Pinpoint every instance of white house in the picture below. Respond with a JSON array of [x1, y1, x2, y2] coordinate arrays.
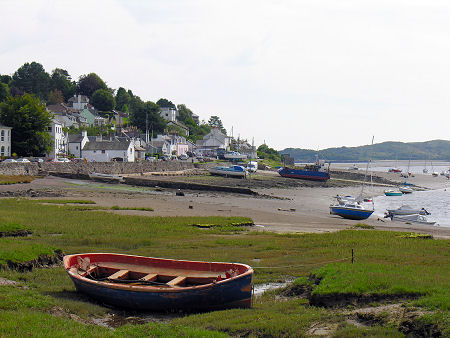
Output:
[[0, 124, 12, 157], [68, 130, 89, 158], [47, 119, 68, 159], [82, 136, 135, 162], [159, 107, 178, 122], [68, 95, 89, 110], [196, 128, 230, 154]]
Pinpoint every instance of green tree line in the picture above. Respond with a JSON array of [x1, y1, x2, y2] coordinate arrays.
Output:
[[0, 61, 235, 155]]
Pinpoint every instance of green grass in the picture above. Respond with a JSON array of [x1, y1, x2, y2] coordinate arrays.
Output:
[[0, 198, 448, 336], [0, 222, 27, 234], [37, 199, 96, 205], [353, 223, 374, 229], [0, 175, 35, 185], [111, 205, 153, 211]]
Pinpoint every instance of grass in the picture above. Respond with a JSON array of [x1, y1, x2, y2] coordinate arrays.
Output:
[[353, 223, 374, 229], [0, 222, 27, 234], [0, 198, 448, 336], [111, 205, 153, 211], [0, 175, 35, 185], [37, 199, 96, 205]]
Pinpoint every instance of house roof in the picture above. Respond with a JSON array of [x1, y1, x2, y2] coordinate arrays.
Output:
[[68, 134, 84, 143], [68, 95, 89, 103], [83, 139, 131, 151], [167, 120, 189, 130], [0, 125, 12, 129]]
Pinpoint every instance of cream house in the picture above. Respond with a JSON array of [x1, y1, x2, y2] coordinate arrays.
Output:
[[0, 124, 12, 157]]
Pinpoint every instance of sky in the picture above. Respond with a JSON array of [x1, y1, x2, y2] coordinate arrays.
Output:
[[1, 0, 449, 150]]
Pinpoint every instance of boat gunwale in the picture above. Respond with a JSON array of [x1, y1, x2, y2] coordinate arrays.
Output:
[[64, 253, 253, 293]]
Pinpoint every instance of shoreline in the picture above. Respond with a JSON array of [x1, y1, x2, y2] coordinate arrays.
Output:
[[1, 171, 449, 239]]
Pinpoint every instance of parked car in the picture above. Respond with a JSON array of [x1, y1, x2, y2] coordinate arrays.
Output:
[[1, 158, 17, 163], [179, 154, 189, 160], [51, 157, 71, 163], [146, 156, 157, 162], [16, 158, 31, 163], [30, 158, 44, 163]]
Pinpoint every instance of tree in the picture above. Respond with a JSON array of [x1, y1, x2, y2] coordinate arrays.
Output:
[[11, 62, 51, 99], [208, 115, 226, 134], [91, 89, 115, 111], [0, 75, 11, 85], [156, 98, 175, 109], [0, 94, 53, 156], [129, 100, 166, 134], [0, 83, 10, 103], [50, 68, 76, 100], [77, 73, 108, 98], [47, 89, 64, 105], [257, 144, 280, 162], [176, 104, 210, 142], [115, 87, 130, 111]]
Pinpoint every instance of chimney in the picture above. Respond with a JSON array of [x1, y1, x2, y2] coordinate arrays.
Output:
[[81, 130, 87, 139]]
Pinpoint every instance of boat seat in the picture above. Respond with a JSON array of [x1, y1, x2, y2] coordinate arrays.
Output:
[[167, 276, 186, 287], [140, 273, 158, 282], [108, 270, 129, 280]]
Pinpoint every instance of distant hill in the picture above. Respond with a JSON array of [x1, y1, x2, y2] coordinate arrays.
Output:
[[280, 140, 450, 162]]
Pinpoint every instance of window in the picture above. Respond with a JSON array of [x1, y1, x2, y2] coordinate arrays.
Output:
[[1, 146, 4, 156], [7, 130, 9, 141], [101, 150, 105, 154], [1, 130, 3, 141], [76, 146, 78, 150]]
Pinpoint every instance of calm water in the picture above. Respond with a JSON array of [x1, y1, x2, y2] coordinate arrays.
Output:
[[373, 188, 450, 227]]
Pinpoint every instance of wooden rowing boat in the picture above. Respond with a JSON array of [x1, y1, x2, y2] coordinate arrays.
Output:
[[64, 253, 253, 311]]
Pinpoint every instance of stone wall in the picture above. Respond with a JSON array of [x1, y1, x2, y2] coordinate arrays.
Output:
[[0, 161, 196, 176]]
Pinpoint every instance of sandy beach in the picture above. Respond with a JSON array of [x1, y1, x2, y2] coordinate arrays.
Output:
[[1, 170, 449, 239]]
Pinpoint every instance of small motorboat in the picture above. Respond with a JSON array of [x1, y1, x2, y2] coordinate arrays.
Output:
[[386, 205, 430, 216], [64, 253, 253, 311], [384, 189, 402, 196], [389, 214, 436, 225], [330, 200, 374, 220], [388, 168, 402, 173], [209, 165, 247, 178], [399, 186, 413, 194], [89, 172, 124, 183]]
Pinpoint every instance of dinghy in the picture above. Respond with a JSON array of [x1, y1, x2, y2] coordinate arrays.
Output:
[[64, 253, 253, 311]]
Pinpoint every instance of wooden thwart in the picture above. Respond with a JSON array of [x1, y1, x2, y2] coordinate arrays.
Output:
[[141, 273, 158, 282], [167, 276, 186, 286], [108, 270, 129, 280]]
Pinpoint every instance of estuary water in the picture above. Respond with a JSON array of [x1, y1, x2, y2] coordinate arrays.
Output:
[[372, 188, 450, 227]]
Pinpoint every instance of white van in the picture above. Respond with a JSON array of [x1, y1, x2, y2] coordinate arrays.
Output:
[[247, 161, 258, 173]]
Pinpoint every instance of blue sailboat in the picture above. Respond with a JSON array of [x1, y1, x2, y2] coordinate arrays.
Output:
[[329, 137, 375, 220]]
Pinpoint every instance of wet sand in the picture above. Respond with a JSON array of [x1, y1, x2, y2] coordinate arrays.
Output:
[[1, 172, 449, 239]]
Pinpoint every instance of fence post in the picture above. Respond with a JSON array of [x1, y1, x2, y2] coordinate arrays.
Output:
[[351, 249, 354, 264]]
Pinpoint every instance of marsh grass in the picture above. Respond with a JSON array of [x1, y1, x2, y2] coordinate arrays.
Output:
[[0, 238, 55, 265], [111, 206, 153, 211], [37, 200, 96, 205], [0, 198, 448, 336], [0, 175, 35, 185], [0, 222, 27, 234]]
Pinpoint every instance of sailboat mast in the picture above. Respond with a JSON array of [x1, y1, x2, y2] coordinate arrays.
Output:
[[358, 136, 374, 202]]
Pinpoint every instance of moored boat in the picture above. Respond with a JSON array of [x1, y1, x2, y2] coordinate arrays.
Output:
[[386, 205, 430, 216], [384, 189, 402, 196], [330, 201, 374, 220], [399, 186, 413, 194], [89, 172, 124, 183], [389, 214, 436, 225], [209, 165, 247, 178], [64, 253, 253, 311]]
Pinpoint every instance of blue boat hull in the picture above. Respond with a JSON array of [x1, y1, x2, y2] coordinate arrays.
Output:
[[278, 168, 330, 181], [69, 272, 252, 311], [330, 206, 374, 220]]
